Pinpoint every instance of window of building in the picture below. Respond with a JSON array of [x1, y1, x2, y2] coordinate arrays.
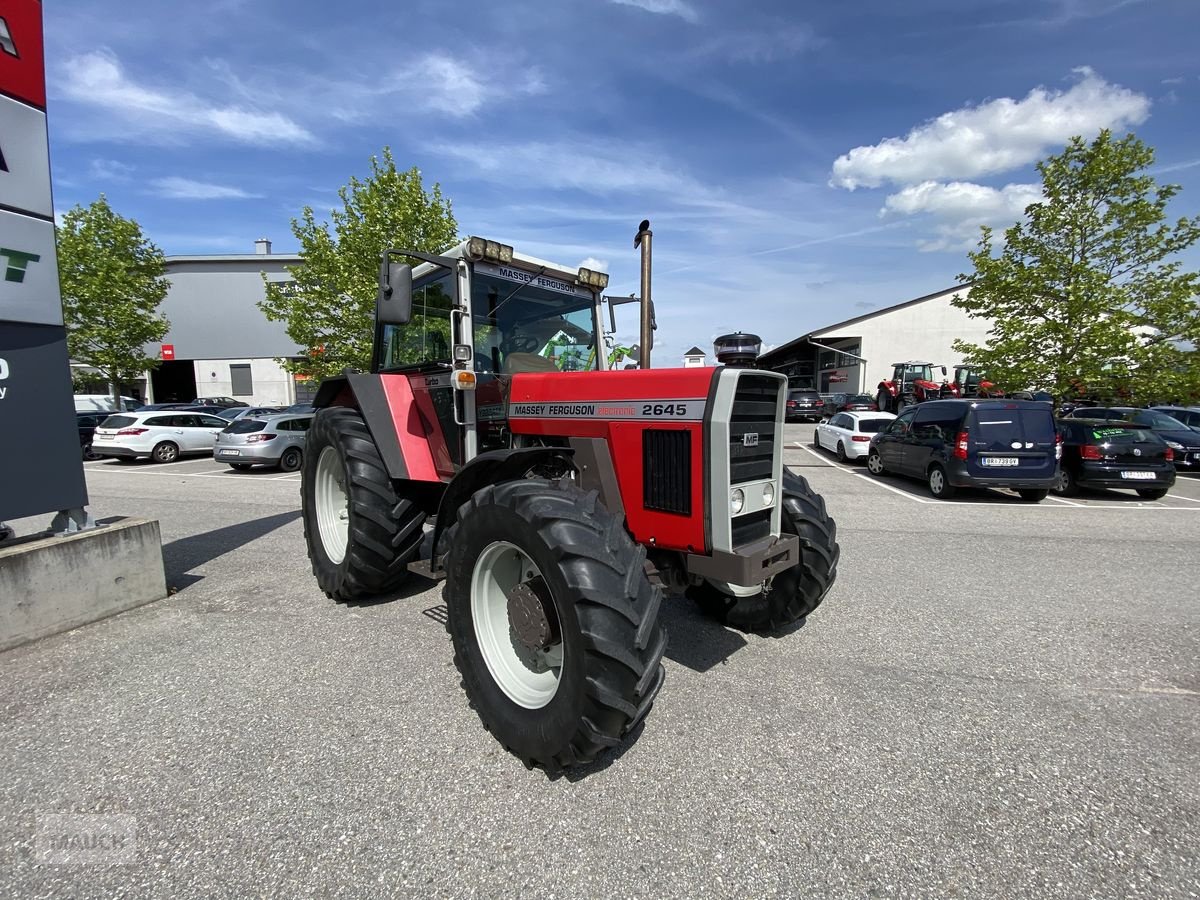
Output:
[[230, 364, 253, 396]]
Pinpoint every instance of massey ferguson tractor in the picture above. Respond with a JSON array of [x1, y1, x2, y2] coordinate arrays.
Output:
[[875, 361, 955, 413], [299, 225, 839, 771]]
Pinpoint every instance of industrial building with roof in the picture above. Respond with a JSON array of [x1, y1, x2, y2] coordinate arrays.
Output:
[[757, 284, 995, 394]]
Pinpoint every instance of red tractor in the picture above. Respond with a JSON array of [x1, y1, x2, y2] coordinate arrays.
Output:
[[952, 364, 1001, 398], [299, 230, 839, 771], [875, 361, 955, 413]]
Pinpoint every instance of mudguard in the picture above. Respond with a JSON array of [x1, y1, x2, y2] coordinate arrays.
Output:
[[311, 373, 432, 482]]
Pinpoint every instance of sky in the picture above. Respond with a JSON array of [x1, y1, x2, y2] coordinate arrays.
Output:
[[42, 0, 1200, 364]]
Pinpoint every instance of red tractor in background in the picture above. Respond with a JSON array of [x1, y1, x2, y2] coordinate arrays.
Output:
[[875, 361, 955, 413], [952, 364, 1002, 398], [299, 225, 840, 772]]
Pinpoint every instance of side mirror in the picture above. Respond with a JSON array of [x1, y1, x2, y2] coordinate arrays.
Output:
[[377, 257, 414, 326], [941, 366, 947, 376]]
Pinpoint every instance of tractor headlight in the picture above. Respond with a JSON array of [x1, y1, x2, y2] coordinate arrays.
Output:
[[577, 267, 610, 290], [730, 488, 745, 515], [466, 236, 514, 263], [762, 482, 775, 506]]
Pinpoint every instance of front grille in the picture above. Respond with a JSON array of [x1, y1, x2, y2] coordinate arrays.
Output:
[[730, 374, 779, 484], [731, 509, 771, 547], [643, 429, 691, 515]]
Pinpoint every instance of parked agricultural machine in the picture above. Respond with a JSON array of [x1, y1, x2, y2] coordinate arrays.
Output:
[[875, 361, 955, 413], [299, 224, 839, 771]]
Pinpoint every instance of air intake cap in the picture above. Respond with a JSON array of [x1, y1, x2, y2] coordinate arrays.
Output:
[[713, 332, 762, 368]]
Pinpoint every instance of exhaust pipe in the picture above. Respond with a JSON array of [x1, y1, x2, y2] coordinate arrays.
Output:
[[634, 219, 652, 369]]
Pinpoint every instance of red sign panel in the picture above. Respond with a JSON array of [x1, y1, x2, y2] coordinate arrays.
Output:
[[0, 0, 46, 110], [161, 344, 175, 361]]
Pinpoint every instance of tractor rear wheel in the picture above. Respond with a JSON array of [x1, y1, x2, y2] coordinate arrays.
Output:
[[689, 470, 839, 632], [441, 479, 667, 771], [301, 407, 427, 602]]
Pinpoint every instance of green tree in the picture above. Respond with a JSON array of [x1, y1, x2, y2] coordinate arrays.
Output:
[[952, 131, 1200, 402], [57, 196, 170, 409], [259, 148, 458, 378]]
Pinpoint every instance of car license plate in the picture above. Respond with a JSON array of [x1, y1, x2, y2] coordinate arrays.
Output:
[[982, 457, 1018, 467], [1120, 471, 1155, 480], [218, 449, 240, 457]]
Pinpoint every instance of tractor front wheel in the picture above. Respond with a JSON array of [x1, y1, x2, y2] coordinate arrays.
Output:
[[301, 407, 427, 602], [441, 479, 667, 771], [689, 470, 839, 632]]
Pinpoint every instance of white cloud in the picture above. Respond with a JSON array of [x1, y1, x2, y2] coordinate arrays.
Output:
[[830, 68, 1150, 189], [578, 257, 610, 273], [881, 180, 1042, 252], [609, 0, 699, 24], [57, 50, 315, 146], [150, 177, 262, 200], [89, 158, 134, 181]]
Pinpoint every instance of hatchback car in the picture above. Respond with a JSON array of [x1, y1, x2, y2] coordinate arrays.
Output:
[[814, 411, 896, 462], [828, 393, 878, 414], [217, 406, 285, 422], [194, 396, 249, 408], [91, 411, 230, 462], [867, 399, 1060, 501], [214, 414, 313, 471], [1064, 407, 1200, 468], [786, 389, 825, 422], [1055, 419, 1175, 499]]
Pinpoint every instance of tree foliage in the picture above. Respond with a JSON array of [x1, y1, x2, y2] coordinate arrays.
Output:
[[259, 148, 458, 379], [57, 195, 170, 409], [952, 131, 1200, 402]]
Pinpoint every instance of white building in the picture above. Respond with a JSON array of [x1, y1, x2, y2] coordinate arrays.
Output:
[[682, 346, 707, 368], [758, 285, 994, 393]]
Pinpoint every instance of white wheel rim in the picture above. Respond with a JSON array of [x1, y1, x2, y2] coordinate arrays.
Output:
[[471, 541, 562, 710], [314, 446, 349, 564], [930, 469, 943, 493]]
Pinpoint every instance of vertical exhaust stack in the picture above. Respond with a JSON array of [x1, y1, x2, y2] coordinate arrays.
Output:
[[714, 332, 762, 368], [634, 219, 652, 369]]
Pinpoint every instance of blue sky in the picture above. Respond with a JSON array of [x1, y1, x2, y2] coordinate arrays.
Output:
[[43, 0, 1200, 363]]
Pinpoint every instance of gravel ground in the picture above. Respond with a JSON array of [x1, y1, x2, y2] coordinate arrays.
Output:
[[2, 425, 1197, 898]]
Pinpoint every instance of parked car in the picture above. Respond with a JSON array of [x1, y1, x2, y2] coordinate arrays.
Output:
[[214, 414, 313, 471], [91, 411, 230, 463], [1055, 419, 1175, 499], [866, 399, 1059, 501], [73, 394, 142, 413], [216, 406, 285, 422], [283, 402, 316, 414], [786, 388, 825, 422], [194, 396, 249, 408], [1064, 407, 1200, 469], [134, 402, 192, 411], [826, 393, 878, 415], [76, 411, 106, 460], [1149, 406, 1200, 431], [814, 411, 896, 462]]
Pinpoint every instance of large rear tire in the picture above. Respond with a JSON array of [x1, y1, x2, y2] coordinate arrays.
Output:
[[301, 407, 427, 601], [689, 470, 839, 633], [441, 479, 667, 771]]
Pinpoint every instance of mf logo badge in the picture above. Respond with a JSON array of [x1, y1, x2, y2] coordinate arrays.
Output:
[[742, 432, 759, 447], [1, 247, 39, 282]]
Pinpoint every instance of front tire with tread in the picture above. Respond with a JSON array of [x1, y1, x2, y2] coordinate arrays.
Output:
[[689, 470, 839, 633], [441, 479, 667, 771], [301, 407, 427, 602]]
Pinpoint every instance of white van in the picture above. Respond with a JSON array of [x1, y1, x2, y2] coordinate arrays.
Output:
[[74, 394, 143, 412]]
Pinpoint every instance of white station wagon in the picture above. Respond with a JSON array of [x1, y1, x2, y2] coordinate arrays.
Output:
[[92, 411, 229, 463], [814, 410, 897, 462]]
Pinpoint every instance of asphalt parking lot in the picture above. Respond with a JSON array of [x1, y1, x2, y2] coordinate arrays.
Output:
[[2, 424, 1198, 898]]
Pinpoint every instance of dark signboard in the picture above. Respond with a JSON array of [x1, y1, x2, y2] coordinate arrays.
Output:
[[0, 323, 88, 518], [0, 0, 89, 523]]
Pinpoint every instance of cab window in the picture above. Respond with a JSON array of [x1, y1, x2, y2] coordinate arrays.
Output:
[[379, 270, 455, 370]]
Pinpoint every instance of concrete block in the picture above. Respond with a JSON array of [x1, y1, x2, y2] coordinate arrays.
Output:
[[0, 517, 167, 652]]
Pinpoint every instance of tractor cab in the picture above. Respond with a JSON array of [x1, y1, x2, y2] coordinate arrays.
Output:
[[953, 365, 999, 398]]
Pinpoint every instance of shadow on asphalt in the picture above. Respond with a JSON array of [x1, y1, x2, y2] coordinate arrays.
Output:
[[658, 593, 749, 672], [161, 510, 302, 591]]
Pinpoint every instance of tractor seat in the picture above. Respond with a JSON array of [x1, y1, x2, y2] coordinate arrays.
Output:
[[503, 352, 559, 374]]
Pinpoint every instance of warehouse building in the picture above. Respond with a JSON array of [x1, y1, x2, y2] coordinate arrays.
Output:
[[757, 284, 994, 394], [73, 239, 310, 407]]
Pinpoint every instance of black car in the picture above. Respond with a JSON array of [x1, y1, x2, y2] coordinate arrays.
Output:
[[1150, 406, 1200, 431], [76, 411, 106, 460], [194, 396, 249, 408], [827, 392, 878, 414], [866, 399, 1059, 501], [1065, 407, 1200, 469], [134, 402, 192, 411], [1055, 419, 1175, 499], [786, 389, 824, 422]]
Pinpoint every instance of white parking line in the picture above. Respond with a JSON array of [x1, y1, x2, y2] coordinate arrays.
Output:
[[89, 467, 296, 483], [1044, 495, 1085, 507], [1168, 493, 1200, 503]]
